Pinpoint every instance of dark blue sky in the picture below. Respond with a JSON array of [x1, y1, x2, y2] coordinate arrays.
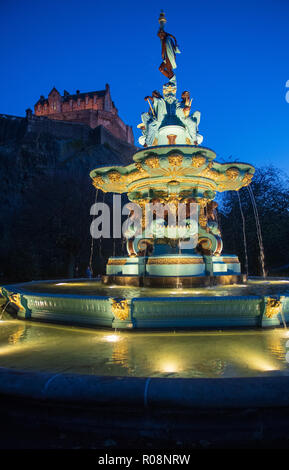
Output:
[[1, 0, 289, 173]]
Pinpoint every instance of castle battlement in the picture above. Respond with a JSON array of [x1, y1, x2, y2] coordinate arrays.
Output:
[[34, 84, 134, 145]]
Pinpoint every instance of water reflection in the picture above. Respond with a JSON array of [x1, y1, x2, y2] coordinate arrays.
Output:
[[13, 279, 289, 300], [111, 339, 129, 366], [0, 321, 288, 378], [8, 324, 25, 344], [265, 330, 288, 362]]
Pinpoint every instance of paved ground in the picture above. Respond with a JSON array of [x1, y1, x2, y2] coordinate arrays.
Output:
[[1, 396, 289, 449]]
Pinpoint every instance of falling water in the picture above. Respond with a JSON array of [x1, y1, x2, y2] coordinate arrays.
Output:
[[121, 237, 126, 256], [279, 297, 287, 329], [237, 191, 249, 278], [280, 309, 287, 330], [89, 188, 99, 276], [0, 300, 12, 320], [247, 185, 266, 278], [98, 191, 106, 261], [143, 245, 148, 285], [176, 239, 181, 289]]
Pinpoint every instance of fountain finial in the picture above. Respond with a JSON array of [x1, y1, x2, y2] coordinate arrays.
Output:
[[158, 10, 167, 30]]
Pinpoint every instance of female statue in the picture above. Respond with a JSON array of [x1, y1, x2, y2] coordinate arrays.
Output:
[[158, 29, 180, 79]]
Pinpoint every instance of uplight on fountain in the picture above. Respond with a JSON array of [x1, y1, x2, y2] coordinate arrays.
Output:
[[1, 12, 289, 331]]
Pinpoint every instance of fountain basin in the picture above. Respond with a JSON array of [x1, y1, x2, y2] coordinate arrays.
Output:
[[1, 317, 289, 447], [1, 278, 289, 329], [1, 367, 289, 409], [0, 321, 289, 379]]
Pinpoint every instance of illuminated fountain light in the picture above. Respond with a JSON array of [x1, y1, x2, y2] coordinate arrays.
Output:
[[249, 357, 280, 372], [269, 280, 289, 284], [159, 359, 182, 374], [161, 363, 179, 373], [226, 284, 248, 288], [55, 282, 98, 287], [103, 334, 122, 343], [242, 351, 280, 372], [170, 290, 202, 295]]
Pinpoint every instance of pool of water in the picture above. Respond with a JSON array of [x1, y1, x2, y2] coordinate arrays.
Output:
[[7, 278, 289, 299], [1, 319, 289, 378]]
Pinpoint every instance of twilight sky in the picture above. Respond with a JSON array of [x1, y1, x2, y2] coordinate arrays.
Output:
[[1, 0, 289, 173]]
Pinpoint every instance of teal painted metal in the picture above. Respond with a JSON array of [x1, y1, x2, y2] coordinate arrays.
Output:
[[1, 285, 114, 327], [25, 295, 113, 327], [131, 296, 262, 328], [106, 254, 241, 277], [2, 279, 289, 329]]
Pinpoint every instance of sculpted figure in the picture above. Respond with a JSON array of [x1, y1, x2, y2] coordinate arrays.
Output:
[[206, 201, 221, 235], [139, 91, 167, 147], [158, 29, 181, 79], [176, 91, 203, 145], [162, 75, 178, 108], [207, 201, 218, 221]]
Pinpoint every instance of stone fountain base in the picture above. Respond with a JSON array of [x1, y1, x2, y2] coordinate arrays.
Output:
[[104, 254, 243, 287], [1, 278, 289, 330], [102, 274, 245, 288]]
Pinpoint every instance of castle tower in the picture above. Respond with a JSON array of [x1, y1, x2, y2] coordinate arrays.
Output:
[[34, 85, 134, 144]]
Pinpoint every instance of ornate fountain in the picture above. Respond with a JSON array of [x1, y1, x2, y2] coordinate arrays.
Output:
[[90, 12, 255, 288], [1, 12, 288, 331]]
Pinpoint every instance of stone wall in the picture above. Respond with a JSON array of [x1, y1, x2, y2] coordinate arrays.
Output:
[[44, 109, 134, 144], [34, 85, 134, 144]]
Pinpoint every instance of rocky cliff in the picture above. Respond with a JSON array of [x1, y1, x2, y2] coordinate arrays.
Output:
[[0, 114, 136, 281]]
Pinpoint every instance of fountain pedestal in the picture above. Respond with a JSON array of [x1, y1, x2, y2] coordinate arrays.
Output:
[[103, 254, 243, 287]]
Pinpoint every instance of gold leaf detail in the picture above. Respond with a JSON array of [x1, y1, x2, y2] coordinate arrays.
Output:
[[111, 299, 130, 321], [168, 155, 183, 166], [197, 237, 213, 255], [8, 293, 25, 312], [226, 167, 240, 180], [107, 259, 127, 265], [145, 157, 159, 168], [93, 175, 104, 187], [201, 162, 213, 176], [135, 162, 143, 171], [147, 258, 204, 265], [192, 155, 206, 168], [265, 298, 282, 318], [242, 173, 254, 186], [108, 171, 121, 182]]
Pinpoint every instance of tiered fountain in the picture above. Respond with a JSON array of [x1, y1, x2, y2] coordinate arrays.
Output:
[[90, 11, 256, 288], [1, 16, 289, 439], [1, 12, 289, 330], [91, 91, 254, 288]]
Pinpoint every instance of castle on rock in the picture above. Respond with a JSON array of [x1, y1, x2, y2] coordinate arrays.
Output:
[[34, 84, 134, 145]]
